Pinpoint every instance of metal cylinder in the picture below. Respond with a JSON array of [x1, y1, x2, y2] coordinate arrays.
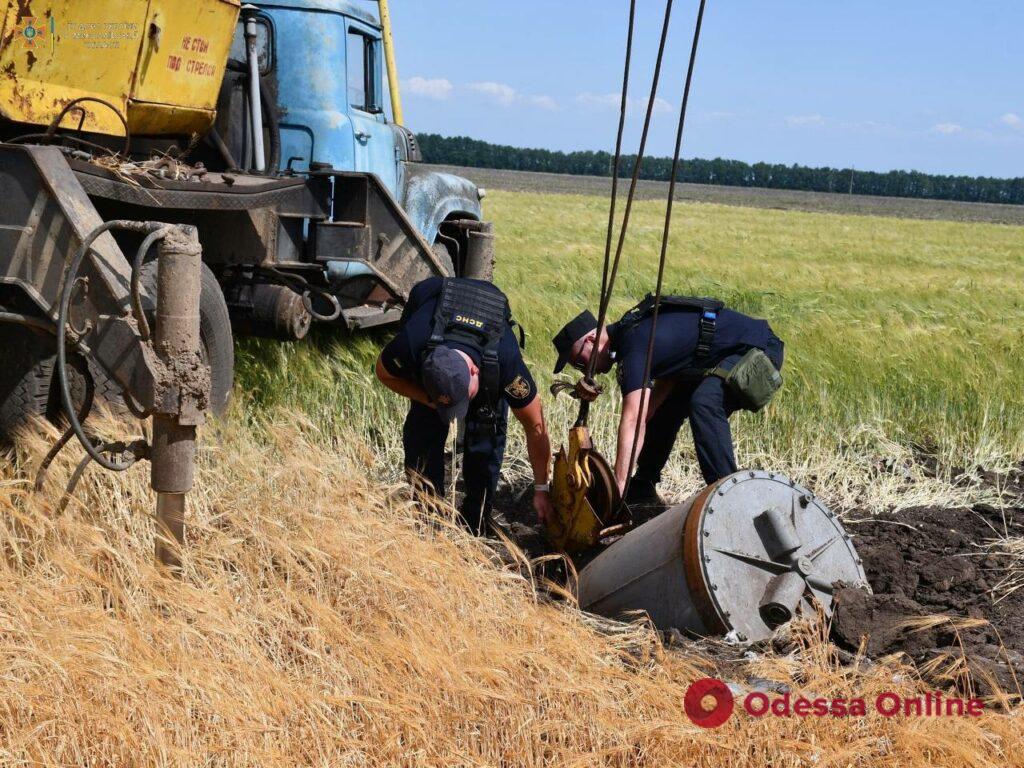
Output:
[[155, 493, 186, 571], [578, 471, 870, 642], [243, 5, 266, 173], [150, 225, 205, 569], [759, 571, 807, 629], [254, 284, 311, 340], [755, 507, 802, 560], [228, 283, 311, 341], [463, 221, 495, 280]]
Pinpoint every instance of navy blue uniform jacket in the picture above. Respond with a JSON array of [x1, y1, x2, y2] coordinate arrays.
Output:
[[610, 308, 773, 394], [380, 277, 538, 410]]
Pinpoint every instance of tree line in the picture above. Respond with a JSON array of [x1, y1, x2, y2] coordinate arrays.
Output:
[[417, 134, 1024, 206]]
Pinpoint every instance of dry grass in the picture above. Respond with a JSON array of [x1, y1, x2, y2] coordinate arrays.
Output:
[[985, 536, 1024, 603], [1, 413, 1021, 766]]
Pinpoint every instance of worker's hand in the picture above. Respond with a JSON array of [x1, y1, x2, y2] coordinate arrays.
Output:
[[574, 378, 602, 402], [533, 489, 553, 525]]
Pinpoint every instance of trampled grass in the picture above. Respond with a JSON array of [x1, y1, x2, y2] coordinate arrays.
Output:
[[237, 190, 1024, 511]]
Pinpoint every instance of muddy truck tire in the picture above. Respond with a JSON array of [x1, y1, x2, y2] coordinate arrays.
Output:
[[0, 327, 117, 443], [0, 327, 58, 440]]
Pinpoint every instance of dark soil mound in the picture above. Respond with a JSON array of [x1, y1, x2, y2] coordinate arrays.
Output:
[[837, 502, 1023, 697]]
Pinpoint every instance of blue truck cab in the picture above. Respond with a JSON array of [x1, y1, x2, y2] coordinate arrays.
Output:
[[240, 0, 486, 251]]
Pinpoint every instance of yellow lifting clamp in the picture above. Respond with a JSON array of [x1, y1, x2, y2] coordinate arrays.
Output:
[[547, 382, 624, 552]]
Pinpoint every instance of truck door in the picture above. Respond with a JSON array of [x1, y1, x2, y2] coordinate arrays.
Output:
[[345, 22, 399, 197]]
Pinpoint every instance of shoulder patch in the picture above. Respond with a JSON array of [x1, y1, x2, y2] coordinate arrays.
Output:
[[505, 375, 531, 400]]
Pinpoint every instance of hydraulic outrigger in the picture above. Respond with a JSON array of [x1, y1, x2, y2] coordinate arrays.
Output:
[[4, 144, 209, 570]]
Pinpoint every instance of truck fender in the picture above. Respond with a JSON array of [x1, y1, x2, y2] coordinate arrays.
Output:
[[401, 168, 484, 245]]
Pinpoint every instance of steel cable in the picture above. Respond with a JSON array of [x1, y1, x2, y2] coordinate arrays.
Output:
[[623, 0, 709, 505], [586, 0, 676, 387], [593, 0, 637, 373]]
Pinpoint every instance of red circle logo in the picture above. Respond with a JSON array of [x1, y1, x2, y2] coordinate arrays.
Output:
[[684, 678, 735, 728]]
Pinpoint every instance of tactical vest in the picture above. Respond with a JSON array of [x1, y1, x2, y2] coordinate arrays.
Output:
[[425, 278, 523, 423], [617, 293, 725, 364]]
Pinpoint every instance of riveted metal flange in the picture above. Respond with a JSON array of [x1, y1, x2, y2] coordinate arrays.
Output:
[[687, 470, 869, 642], [579, 470, 869, 643]]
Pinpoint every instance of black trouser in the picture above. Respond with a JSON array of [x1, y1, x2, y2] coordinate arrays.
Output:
[[402, 398, 508, 533], [634, 334, 785, 486]]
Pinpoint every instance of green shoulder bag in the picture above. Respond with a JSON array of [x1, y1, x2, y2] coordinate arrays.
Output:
[[709, 348, 783, 412]]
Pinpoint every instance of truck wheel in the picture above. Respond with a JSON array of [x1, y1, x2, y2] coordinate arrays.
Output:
[[0, 326, 57, 440], [138, 261, 235, 416]]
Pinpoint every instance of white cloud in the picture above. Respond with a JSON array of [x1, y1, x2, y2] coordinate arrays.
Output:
[[786, 114, 825, 127], [403, 76, 453, 101], [468, 81, 518, 107], [526, 94, 559, 111], [704, 110, 741, 120], [467, 81, 558, 110], [1000, 112, 1022, 128], [576, 91, 620, 110], [648, 97, 673, 116], [932, 122, 963, 135], [575, 91, 673, 116]]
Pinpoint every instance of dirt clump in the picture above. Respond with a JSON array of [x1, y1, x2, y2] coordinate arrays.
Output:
[[837, 501, 1024, 697]]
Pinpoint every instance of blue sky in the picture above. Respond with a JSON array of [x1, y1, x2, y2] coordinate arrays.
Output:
[[384, 1, 1023, 178]]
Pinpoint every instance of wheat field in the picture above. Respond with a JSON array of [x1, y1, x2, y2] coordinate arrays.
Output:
[[237, 190, 1024, 512], [1, 415, 1021, 766]]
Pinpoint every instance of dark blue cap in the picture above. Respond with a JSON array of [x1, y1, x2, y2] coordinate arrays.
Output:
[[422, 346, 471, 422], [552, 309, 598, 374]]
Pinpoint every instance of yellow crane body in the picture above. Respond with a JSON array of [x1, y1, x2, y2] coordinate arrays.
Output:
[[0, 0, 239, 137]]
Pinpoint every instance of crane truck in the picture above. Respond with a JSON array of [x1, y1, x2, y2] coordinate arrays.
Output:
[[0, 0, 493, 562], [0, 0, 494, 432]]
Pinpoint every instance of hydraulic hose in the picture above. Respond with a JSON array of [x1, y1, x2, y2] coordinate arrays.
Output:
[[131, 226, 172, 342], [56, 220, 163, 472]]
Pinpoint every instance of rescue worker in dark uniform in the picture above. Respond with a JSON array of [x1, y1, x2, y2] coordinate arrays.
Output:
[[552, 297, 784, 501], [376, 276, 553, 532]]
